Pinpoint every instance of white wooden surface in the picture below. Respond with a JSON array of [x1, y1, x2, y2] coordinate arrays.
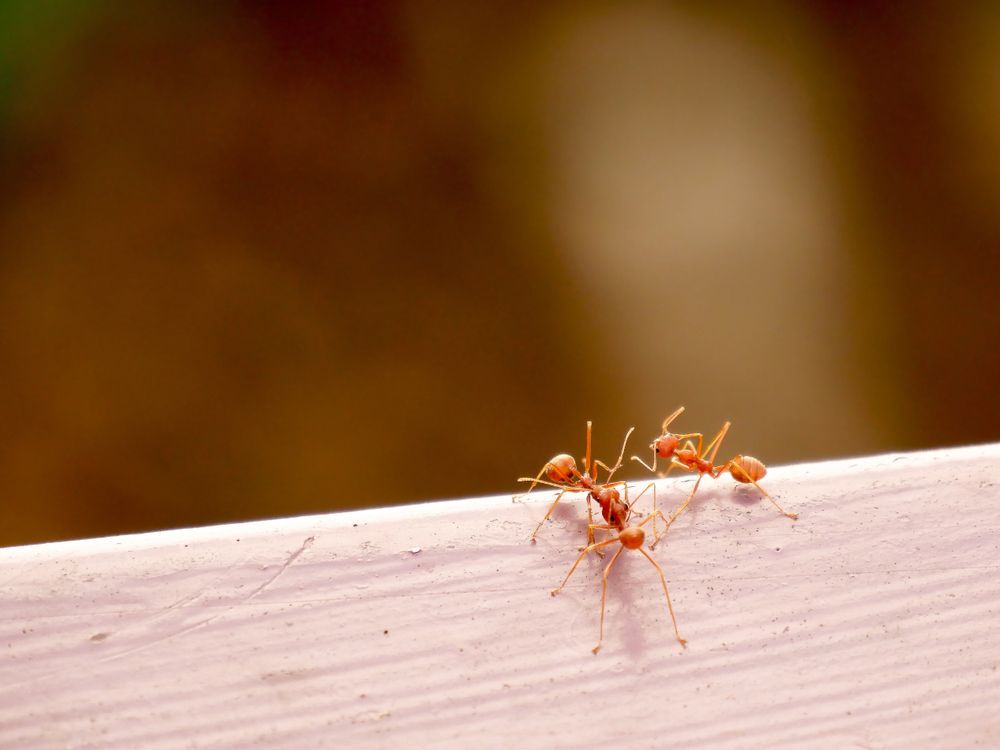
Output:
[[1, 443, 999, 749]]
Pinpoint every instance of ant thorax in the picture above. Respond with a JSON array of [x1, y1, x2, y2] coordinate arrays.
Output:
[[596, 489, 628, 529]]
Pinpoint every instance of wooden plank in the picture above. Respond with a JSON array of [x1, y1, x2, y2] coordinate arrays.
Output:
[[1, 443, 999, 749]]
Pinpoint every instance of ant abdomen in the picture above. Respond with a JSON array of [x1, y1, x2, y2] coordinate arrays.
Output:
[[618, 526, 644, 549], [728, 455, 766, 483]]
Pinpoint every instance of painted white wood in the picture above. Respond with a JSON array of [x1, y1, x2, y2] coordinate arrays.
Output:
[[1, 443, 998, 749]]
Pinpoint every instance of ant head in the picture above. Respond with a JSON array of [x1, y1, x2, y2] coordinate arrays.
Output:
[[654, 434, 680, 458], [545, 454, 578, 483]]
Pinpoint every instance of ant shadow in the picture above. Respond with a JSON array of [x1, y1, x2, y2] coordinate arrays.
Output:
[[728, 484, 765, 509], [540, 494, 612, 541], [569, 517, 685, 658], [548, 496, 588, 523], [612, 557, 649, 659], [556, 536, 653, 658]]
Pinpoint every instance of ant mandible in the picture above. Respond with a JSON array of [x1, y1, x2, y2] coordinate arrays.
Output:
[[515, 422, 634, 547], [549, 485, 686, 654], [632, 407, 797, 546]]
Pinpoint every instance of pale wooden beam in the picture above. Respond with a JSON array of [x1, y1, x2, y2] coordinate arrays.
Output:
[[1, 443, 998, 748]]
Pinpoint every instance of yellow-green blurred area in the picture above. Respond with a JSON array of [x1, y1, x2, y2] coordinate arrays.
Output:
[[2, 1, 998, 547]]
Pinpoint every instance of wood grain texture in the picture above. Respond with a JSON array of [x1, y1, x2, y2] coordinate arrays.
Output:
[[2, 443, 999, 749]]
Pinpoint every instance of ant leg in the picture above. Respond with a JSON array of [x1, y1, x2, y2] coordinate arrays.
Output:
[[593, 460, 621, 482], [631, 481, 656, 511], [657, 460, 680, 481], [651, 482, 678, 547], [594, 431, 634, 480], [516, 477, 580, 491], [592, 546, 626, 654], [637, 506, 673, 549], [584, 421, 593, 477], [585, 499, 606, 556], [514, 462, 582, 500], [604, 426, 636, 481], [633, 451, 681, 479], [586, 523, 615, 551], [722, 461, 798, 520], [661, 456, 696, 480], [586, 496, 596, 546], [632, 408, 697, 476], [630, 482, 659, 543], [530, 489, 571, 543], [513, 463, 552, 502], [574, 479, 627, 545], [638, 509, 671, 531], [588, 479, 628, 489], [661, 406, 686, 432], [551, 538, 619, 596], [638, 547, 687, 648], [660, 473, 705, 542], [675, 433, 705, 457], [587, 523, 616, 535], [519, 483, 587, 539], [631, 451, 658, 474], [703, 421, 732, 464]]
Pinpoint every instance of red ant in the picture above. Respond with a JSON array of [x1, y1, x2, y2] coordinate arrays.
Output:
[[550, 485, 686, 654], [633, 407, 797, 546], [515, 422, 634, 548]]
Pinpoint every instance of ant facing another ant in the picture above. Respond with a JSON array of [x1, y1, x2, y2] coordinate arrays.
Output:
[[549, 484, 686, 654], [632, 406, 797, 547], [514, 421, 635, 548], [515, 409, 796, 654]]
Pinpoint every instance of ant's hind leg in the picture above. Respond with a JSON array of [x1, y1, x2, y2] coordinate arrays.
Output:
[[703, 422, 732, 465], [725, 462, 798, 520], [592, 546, 626, 654], [638, 547, 686, 647]]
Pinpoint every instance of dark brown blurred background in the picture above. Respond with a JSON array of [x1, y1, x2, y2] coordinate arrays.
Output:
[[1, 1, 997, 547]]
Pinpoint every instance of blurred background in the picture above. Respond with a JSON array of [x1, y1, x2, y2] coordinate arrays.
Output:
[[1, 1, 997, 547]]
